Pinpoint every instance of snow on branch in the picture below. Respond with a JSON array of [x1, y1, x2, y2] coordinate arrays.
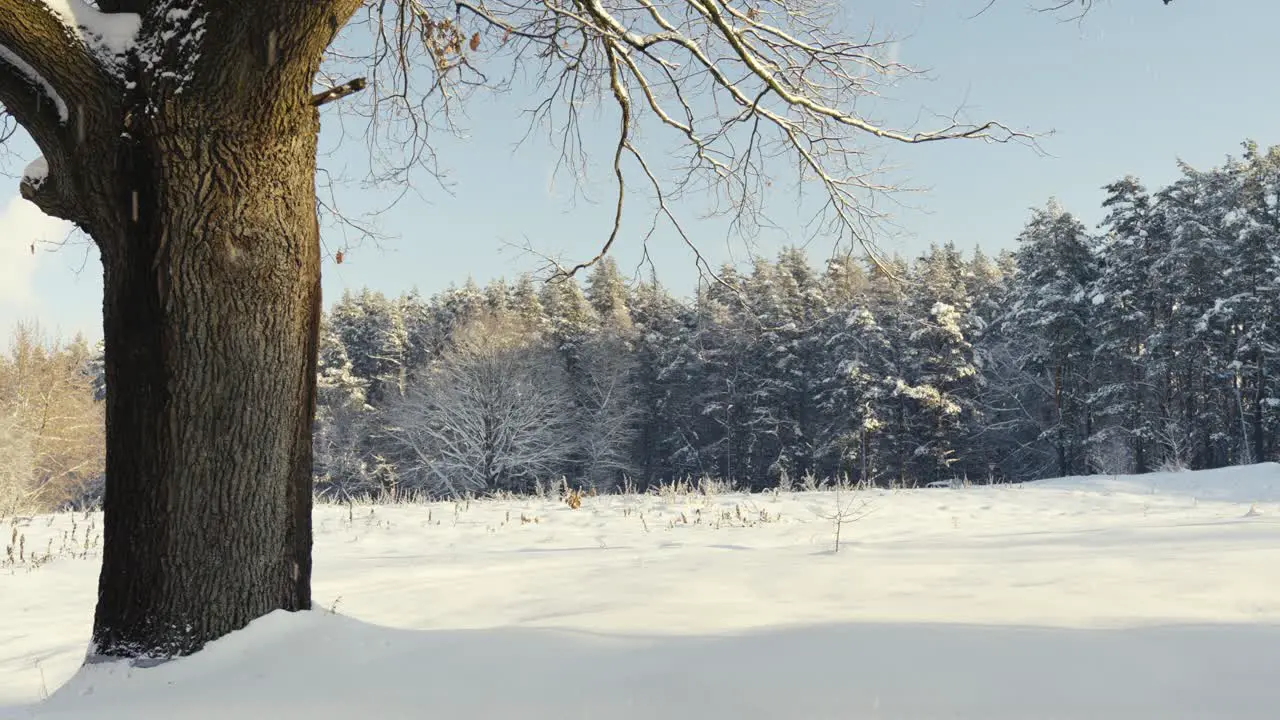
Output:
[[0, 0, 135, 134], [38, 0, 141, 62], [0, 45, 68, 122], [22, 154, 49, 189], [0, 0, 142, 222], [17, 150, 77, 223]]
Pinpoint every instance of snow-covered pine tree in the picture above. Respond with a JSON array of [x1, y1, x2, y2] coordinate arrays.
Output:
[[575, 259, 642, 490], [1224, 142, 1280, 463], [1090, 176, 1159, 473], [1001, 199, 1100, 477], [313, 319, 377, 498], [629, 279, 706, 486], [328, 289, 411, 405], [1148, 162, 1238, 468]]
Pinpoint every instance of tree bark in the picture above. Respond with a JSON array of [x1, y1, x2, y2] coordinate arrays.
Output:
[[92, 99, 323, 658]]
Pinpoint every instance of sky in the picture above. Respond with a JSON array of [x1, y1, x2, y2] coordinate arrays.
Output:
[[1, 0, 1278, 342]]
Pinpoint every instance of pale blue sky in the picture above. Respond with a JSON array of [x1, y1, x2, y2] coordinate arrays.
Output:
[[1, 0, 1274, 341]]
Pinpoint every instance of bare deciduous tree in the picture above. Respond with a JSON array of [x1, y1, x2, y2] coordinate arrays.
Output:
[[0, 0, 1167, 657], [384, 314, 575, 496], [573, 333, 641, 490], [0, 409, 37, 517], [0, 323, 105, 515]]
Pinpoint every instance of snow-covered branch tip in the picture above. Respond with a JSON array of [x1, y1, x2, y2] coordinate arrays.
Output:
[[21, 155, 49, 190], [17, 153, 76, 223], [312, 77, 367, 107]]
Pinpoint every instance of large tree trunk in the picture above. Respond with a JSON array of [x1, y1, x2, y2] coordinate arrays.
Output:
[[92, 101, 323, 658], [0, 0, 363, 658]]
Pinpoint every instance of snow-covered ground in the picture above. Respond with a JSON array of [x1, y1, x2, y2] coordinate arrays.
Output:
[[4, 465, 1280, 719]]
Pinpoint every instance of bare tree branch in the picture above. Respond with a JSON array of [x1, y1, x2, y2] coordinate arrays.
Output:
[[313, 77, 369, 106], [325, 0, 1051, 281], [0, 0, 111, 109], [1036, 0, 1171, 23], [1, 0, 1172, 274], [0, 0, 128, 225]]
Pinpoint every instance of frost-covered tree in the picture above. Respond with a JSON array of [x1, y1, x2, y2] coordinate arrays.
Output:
[[688, 265, 757, 482], [1090, 176, 1161, 473], [586, 257, 633, 330], [816, 303, 897, 484], [1000, 200, 1100, 476], [510, 275, 548, 332], [899, 300, 979, 483], [1219, 142, 1280, 464], [313, 320, 377, 498], [573, 333, 641, 489], [0, 326, 105, 512], [1149, 163, 1239, 468], [0, 409, 36, 517], [398, 290, 443, 373], [628, 279, 702, 486], [383, 314, 575, 496], [329, 290, 410, 404]]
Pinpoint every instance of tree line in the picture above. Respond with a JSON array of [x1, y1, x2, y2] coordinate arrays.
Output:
[[6, 140, 1279, 510], [311, 141, 1280, 497]]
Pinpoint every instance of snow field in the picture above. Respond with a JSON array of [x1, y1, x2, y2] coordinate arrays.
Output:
[[3, 464, 1280, 718]]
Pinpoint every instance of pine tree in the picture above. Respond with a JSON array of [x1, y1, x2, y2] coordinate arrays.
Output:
[[511, 275, 549, 333], [629, 279, 705, 486], [314, 319, 377, 498], [1149, 163, 1237, 468], [329, 289, 410, 405], [1002, 199, 1100, 476], [815, 302, 897, 484], [1225, 142, 1280, 463], [586, 257, 634, 330], [1091, 176, 1159, 473]]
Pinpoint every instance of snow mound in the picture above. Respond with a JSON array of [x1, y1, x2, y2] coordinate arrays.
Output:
[[1029, 462, 1280, 503], [11, 610, 1280, 720]]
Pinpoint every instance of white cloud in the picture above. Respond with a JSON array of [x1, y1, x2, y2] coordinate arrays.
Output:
[[0, 194, 72, 324]]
